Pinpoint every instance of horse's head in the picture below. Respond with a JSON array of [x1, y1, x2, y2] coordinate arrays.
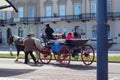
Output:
[[8, 35, 14, 45]]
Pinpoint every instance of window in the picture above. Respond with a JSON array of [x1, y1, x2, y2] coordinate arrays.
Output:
[[59, 4, 65, 16], [91, 0, 96, 13], [107, 25, 110, 38], [7, 28, 12, 43], [44, 0, 53, 17], [46, 6, 52, 17], [0, 32, 2, 44], [18, 7, 24, 18], [92, 31, 97, 39], [92, 25, 110, 39], [92, 26, 97, 39], [6, 12, 11, 19], [18, 27, 23, 37], [29, 27, 35, 36], [0, 11, 3, 19], [107, 0, 111, 12], [74, 3, 81, 15], [28, 6, 35, 17]]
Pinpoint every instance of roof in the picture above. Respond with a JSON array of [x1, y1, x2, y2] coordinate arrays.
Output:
[[0, 0, 18, 12]]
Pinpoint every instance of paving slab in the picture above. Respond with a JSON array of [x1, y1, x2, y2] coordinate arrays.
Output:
[[0, 77, 29, 80]]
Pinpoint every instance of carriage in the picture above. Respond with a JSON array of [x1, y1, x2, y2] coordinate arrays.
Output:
[[9, 34, 95, 66], [39, 35, 95, 66]]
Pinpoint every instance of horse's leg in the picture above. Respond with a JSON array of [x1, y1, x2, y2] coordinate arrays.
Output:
[[15, 50, 20, 62], [35, 50, 39, 62]]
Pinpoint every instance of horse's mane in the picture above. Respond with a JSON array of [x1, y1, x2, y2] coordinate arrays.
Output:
[[13, 35, 40, 41], [32, 37, 39, 41], [13, 35, 24, 41], [12, 35, 25, 45]]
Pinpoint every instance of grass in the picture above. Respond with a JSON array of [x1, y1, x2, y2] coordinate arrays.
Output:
[[0, 53, 120, 62], [0, 53, 24, 58], [108, 56, 120, 62]]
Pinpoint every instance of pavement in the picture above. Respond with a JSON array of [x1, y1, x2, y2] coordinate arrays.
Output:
[[0, 58, 120, 80]]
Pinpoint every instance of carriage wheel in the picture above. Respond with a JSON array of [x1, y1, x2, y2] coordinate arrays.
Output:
[[39, 47, 52, 64], [81, 45, 95, 65], [58, 46, 71, 66]]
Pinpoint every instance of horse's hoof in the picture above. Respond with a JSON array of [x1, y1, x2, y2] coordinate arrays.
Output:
[[36, 60, 39, 63], [14, 59, 18, 62]]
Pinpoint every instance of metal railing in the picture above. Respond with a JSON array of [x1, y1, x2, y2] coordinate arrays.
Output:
[[108, 12, 120, 19], [0, 12, 120, 25]]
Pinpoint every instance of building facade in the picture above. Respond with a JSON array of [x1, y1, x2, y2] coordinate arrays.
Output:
[[0, 0, 120, 50]]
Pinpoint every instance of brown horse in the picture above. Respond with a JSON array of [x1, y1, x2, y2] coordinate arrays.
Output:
[[9, 35, 42, 62]]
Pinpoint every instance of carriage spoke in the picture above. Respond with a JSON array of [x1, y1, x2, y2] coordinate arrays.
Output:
[[59, 53, 70, 66], [83, 55, 93, 64], [39, 53, 52, 64]]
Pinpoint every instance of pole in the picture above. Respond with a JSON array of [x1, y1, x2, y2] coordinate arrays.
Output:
[[97, 0, 108, 80]]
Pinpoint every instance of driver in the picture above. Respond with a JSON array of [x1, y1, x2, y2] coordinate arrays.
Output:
[[45, 24, 54, 40]]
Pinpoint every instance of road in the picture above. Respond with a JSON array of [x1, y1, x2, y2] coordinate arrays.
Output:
[[0, 58, 120, 80]]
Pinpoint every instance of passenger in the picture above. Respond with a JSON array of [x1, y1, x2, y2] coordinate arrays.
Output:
[[45, 24, 54, 40], [66, 32, 74, 40], [62, 32, 66, 39], [73, 31, 79, 38], [23, 34, 37, 65]]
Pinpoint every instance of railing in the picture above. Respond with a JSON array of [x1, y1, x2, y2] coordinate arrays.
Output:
[[0, 12, 120, 25], [0, 20, 4, 24], [20, 17, 40, 23], [108, 12, 120, 19], [81, 13, 96, 20]]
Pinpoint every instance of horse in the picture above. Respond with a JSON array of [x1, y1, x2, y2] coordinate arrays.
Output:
[[8, 35, 43, 62]]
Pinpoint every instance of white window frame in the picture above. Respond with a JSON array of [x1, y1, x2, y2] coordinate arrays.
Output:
[[28, 6, 35, 17], [91, 0, 96, 13], [92, 26, 97, 39], [18, 7, 24, 18], [6, 11, 11, 19], [107, 0, 111, 12], [0, 11, 3, 19], [74, 3, 81, 15], [59, 4, 65, 16], [18, 27, 23, 37], [46, 5, 52, 17]]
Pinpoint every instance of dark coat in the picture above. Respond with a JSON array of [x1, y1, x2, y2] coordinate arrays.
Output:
[[45, 26, 54, 39], [73, 32, 79, 38]]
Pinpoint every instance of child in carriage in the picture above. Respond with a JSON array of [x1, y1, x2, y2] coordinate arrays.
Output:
[[65, 32, 74, 40]]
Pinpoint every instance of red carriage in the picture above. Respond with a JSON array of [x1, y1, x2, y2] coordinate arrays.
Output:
[[38, 37, 95, 66]]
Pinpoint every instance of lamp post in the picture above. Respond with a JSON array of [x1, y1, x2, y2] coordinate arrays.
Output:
[[97, 0, 108, 80]]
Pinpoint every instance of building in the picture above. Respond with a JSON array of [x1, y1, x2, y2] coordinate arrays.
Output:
[[0, 0, 120, 50]]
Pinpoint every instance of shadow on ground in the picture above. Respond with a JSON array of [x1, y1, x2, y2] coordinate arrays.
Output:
[[49, 62, 96, 70], [0, 69, 36, 77]]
